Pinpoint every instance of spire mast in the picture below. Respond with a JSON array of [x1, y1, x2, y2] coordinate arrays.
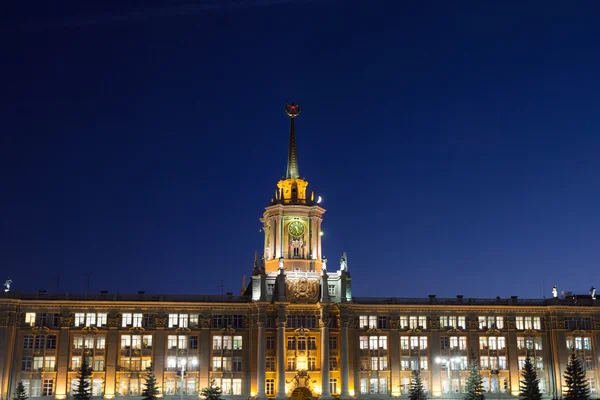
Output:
[[285, 102, 301, 179]]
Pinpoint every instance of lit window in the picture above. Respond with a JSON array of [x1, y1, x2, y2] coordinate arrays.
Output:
[[25, 313, 36, 326], [122, 313, 132, 327], [74, 313, 86, 327]]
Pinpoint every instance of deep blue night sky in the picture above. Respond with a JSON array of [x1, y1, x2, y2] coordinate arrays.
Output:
[[2, 0, 600, 298]]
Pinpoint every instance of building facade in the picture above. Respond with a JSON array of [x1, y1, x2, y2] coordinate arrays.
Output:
[[1, 104, 600, 400]]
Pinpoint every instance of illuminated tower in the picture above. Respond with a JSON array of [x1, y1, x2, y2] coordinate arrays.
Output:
[[261, 103, 326, 273]]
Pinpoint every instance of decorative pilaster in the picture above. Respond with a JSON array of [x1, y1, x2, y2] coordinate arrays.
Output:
[[276, 320, 287, 399], [274, 216, 283, 259], [320, 318, 332, 399], [256, 322, 267, 399], [339, 320, 350, 399]]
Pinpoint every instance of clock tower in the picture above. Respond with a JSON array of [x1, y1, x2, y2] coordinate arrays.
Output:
[[261, 103, 326, 273]]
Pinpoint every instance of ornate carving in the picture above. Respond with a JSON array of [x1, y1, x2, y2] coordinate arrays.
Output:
[[522, 328, 538, 335], [220, 327, 236, 334], [129, 326, 145, 334], [430, 320, 441, 329], [200, 317, 211, 329], [557, 320, 565, 329], [572, 329, 588, 335], [82, 326, 99, 336], [60, 315, 74, 328], [32, 326, 50, 335], [106, 317, 120, 328], [286, 277, 320, 303], [486, 328, 502, 335], [468, 321, 479, 330], [154, 316, 167, 328], [295, 327, 310, 337], [367, 327, 382, 335], [175, 327, 190, 334], [0, 313, 11, 326], [593, 320, 600, 330], [389, 319, 400, 329], [319, 318, 330, 329], [507, 320, 516, 330]]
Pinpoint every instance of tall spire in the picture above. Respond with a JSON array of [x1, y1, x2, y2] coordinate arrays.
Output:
[[285, 102, 301, 179]]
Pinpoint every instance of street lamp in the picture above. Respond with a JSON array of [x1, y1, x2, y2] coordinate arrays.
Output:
[[180, 358, 198, 400], [435, 357, 459, 393]]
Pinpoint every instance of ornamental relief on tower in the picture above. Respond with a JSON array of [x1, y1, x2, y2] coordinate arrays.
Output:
[[286, 277, 319, 303]]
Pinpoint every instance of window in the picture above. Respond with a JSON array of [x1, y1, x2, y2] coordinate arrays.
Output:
[[287, 357, 296, 371], [46, 335, 56, 350], [44, 356, 55, 372], [130, 313, 142, 328], [329, 336, 337, 350], [93, 357, 104, 371], [308, 336, 317, 350], [565, 317, 592, 330], [189, 336, 198, 350], [168, 335, 178, 349], [359, 315, 377, 329], [25, 313, 36, 326], [266, 336, 275, 350], [401, 336, 409, 350], [212, 315, 244, 329], [266, 379, 275, 396], [516, 316, 541, 330], [41, 379, 53, 396], [23, 335, 33, 349], [71, 356, 81, 370], [328, 285, 335, 296], [22, 357, 32, 371], [267, 283, 275, 295], [233, 336, 242, 350], [420, 357, 428, 370], [74, 313, 86, 327], [34, 336, 44, 349], [308, 357, 316, 371], [30, 380, 41, 397], [92, 379, 104, 397], [287, 337, 296, 350], [330, 379, 338, 395], [478, 316, 504, 329], [96, 336, 106, 350], [122, 313, 133, 327], [566, 336, 592, 350], [360, 336, 369, 349], [440, 337, 449, 350], [329, 357, 338, 370], [73, 336, 84, 349], [265, 356, 275, 371]]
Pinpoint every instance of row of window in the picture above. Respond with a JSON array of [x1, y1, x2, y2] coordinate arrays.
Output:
[[20, 312, 591, 331], [24, 312, 244, 329], [358, 315, 543, 330]]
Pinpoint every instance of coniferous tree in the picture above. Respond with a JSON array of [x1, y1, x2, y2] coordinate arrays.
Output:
[[563, 350, 590, 400], [73, 354, 92, 400], [201, 379, 223, 400], [13, 381, 28, 400], [141, 369, 160, 400], [464, 352, 484, 400], [519, 356, 542, 400], [408, 370, 427, 400]]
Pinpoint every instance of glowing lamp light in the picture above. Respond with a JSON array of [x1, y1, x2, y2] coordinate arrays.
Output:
[[251, 393, 256, 398], [432, 391, 442, 397], [319, 231, 324, 236], [349, 390, 355, 397]]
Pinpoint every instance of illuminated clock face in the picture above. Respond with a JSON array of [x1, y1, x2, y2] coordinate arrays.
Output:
[[288, 221, 305, 237]]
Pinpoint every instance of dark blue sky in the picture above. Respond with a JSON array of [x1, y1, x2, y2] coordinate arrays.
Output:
[[2, 0, 600, 298]]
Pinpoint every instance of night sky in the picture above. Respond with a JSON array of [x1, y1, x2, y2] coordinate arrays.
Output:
[[3, 0, 600, 299]]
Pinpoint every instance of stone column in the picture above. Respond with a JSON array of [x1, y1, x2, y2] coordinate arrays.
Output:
[[276, 321, 286, 399], [55, 316, 74, 399], [256, 322, 267, 399], [104, 327, 119, 399], [320, 320, 332, 399], [316, 218, 323, 260], [339, 321, 350, 399], [274, 216, 282, 259], [199, 316, 211, 390]]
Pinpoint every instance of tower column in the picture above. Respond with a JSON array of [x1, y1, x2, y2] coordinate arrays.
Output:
[[317, 218, 323, 259], [274, 216, 282, 259], [320, 320, 332, 399], [276, 321, 287, 399], [256, 322, 267, 399], [340, 321, 350, 399], [269, 217, 276, 260]]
